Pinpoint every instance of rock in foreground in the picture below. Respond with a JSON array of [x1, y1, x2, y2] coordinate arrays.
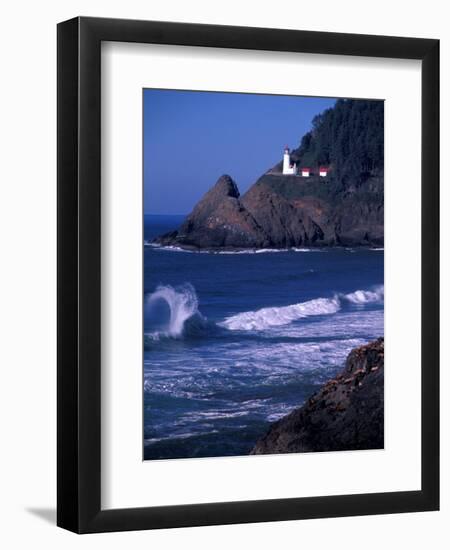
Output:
[[251, 338, 384, 455]]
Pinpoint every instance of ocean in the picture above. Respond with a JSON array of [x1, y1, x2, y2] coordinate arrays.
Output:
[[143, 214, 384, 460]]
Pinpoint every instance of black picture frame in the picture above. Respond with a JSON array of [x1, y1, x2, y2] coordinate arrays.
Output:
[[57, 16, 439, 533]]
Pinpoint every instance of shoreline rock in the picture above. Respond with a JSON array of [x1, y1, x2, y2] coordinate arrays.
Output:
[[251, 338, 384, 455]]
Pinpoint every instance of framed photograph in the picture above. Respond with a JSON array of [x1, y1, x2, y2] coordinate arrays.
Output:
[[57, 17, 439, 533]]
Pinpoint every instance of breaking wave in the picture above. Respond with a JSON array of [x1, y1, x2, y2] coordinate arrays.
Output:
[[344, 285, 384, 305], [145, 283, 384, 338], [145, 283, 205, 340], [220, 296, 341, 331], [220, 285, 384, 331]]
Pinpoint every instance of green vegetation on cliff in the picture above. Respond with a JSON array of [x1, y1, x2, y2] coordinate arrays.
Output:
[[291, 99, 384, 189]]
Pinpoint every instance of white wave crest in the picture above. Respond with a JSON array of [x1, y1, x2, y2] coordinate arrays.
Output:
[[344, 285, 384, 305], [145, 283, 200, 338], [216, 249, 258, 255], [292, 247, 324, 253], [220, 285, 384, 331], [255, 248, 287, 254], [217, 248, 289, 255], [220, 296, 341, 331]]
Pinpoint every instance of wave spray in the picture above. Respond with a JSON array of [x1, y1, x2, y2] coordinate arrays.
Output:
[[145, 283, 202, 338]]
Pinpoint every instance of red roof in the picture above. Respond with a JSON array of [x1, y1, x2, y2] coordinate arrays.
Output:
[[319, 167, 329, 171]]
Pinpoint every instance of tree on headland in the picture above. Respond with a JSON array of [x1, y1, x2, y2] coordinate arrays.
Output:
[[292, 99, 384, 189]]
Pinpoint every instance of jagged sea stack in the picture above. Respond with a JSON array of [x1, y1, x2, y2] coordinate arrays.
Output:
[[153, 174, 270, 250]]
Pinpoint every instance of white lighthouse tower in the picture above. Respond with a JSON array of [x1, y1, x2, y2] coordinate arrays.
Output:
[[282, 146, 297, 175]]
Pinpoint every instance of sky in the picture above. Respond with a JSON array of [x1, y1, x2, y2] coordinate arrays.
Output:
[[143, 89, 336, 215]]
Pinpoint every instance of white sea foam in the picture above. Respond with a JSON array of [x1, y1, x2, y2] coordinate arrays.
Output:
[[216, 249, 258, 255], [344, 285, 384, 305], [220, 296, 341, 331], [254, 248, 288, 254], [220, 286, 384, 331], [149, 245, 328, 255], [182, 410, 250, 420], [148, 244, 385, 254], [292, 247, 324, 253], [157, 245, 195, 253], [217, 248, 289, 255], [145, 430, 219, 444]]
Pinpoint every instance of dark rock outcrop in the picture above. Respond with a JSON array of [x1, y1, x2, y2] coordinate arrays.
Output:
[[153, 172, 383, 249], [155, 175, 270, 249], [251, 338, 384, 455]]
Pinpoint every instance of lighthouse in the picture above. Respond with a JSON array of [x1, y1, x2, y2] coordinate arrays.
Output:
[[282, 146, 297, 175]]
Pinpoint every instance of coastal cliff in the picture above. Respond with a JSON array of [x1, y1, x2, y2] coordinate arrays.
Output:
[[153, 99, 384, 249], [251, 338, 384, 455]]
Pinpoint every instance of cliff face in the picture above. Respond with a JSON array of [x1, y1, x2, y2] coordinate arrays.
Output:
[[251, 338, 384, 455], [154, 172, 383, 249], [241, 173, 383, 247]]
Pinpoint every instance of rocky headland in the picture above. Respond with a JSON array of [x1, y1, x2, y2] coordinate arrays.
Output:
[[251, 338, 384, 455], [152, 99, 384, 250], [153, 172, 383, 250]]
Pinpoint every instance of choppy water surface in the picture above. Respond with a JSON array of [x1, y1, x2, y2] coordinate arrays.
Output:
[[143, 215, 384, 460]]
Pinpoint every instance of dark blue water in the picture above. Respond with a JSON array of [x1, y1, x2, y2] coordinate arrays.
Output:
[[143, 215, 384, 460]]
